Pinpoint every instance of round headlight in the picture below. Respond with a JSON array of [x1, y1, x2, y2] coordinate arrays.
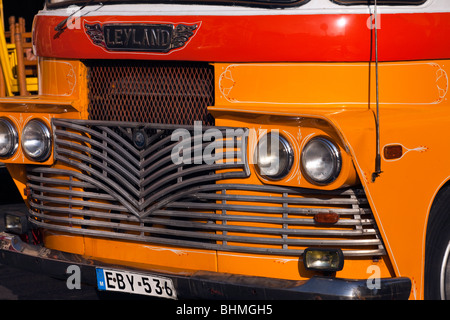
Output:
[[0, 118, 18, 159], [301, 137, 341, 185], [21, 119, 52, 162], [254, 132, 294, 180]]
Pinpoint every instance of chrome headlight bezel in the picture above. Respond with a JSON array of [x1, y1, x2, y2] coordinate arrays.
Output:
[[0, 118, 19, 159], [21, 119, 52, 162], [253, 132, 294, 181], [301, 137, 342, 185]]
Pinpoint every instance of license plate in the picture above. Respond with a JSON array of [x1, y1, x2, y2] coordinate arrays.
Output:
[[96, 268, 177, 299]]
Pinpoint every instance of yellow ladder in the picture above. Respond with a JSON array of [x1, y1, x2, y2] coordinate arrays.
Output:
[[0, 0, 38, 96]]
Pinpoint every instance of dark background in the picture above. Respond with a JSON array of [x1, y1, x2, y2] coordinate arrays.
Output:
[[3, 0, 45, 30]]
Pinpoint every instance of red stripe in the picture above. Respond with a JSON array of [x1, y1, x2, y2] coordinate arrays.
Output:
[[34, 13, 450, 62]]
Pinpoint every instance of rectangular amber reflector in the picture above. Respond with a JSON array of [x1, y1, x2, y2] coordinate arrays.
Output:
[[384, 145, 403, 160]]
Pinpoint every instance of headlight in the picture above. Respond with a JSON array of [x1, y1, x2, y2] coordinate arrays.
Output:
[[0, 118, 18, 159], [254, 132, 294, 180], [21, 119, 52, 162], [301, 137, 341, 185]]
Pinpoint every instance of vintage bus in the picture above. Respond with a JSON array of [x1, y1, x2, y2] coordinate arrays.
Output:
[[0, 0, 448, 300]]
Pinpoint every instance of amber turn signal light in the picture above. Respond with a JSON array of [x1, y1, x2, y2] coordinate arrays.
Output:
[[314, 212, 339, 224]]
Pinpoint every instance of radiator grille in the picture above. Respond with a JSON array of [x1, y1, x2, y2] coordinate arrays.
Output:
[[26, 119, 385, 258], [87, 60, 215, 126]]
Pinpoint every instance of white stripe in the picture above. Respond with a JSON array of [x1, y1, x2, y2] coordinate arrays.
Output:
[[39, 0, 449, 17]]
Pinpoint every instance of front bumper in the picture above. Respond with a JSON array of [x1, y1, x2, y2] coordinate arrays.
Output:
[[0, 232, 411, 300]]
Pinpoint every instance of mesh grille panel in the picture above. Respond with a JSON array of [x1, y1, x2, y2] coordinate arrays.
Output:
[[87, 60, 215, 126]]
